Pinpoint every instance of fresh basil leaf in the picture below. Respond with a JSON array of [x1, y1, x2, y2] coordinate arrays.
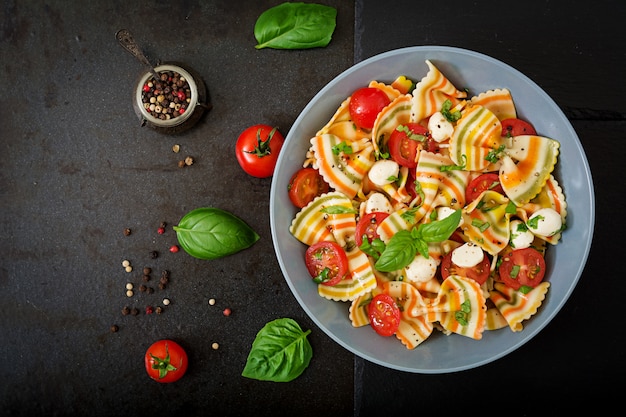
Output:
[[254, 3, 337, 50], [417, 209, 461, 242], [242, 318, 312, 382], [374, 230, 418, 272], [173, 207, 259, 260]]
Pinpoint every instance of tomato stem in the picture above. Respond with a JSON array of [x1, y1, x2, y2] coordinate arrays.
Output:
[[150, 342, 178, 379], [245, 127, 277, 158]]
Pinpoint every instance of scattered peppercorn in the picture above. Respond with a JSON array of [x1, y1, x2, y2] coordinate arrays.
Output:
[[142, 274, 150, 282], [145, 306, 154, 315], [223, 308, 231, 317], [125, 283, 133, 290], [169, 245, 179, 253], [110, 325, 119, 333], [126, 289, 134, 297], [158, 282, 166, 290], [178, 160, 186, 168], [163, 298, 170, 306], [159, 275, 169, 285], [139, 284, 147, 292], [211, 342, 219, 350], [150, 251, 159, 259], [157, 227, 165, 235], [208, 298, 216, 306], [131, 308, 139, 316], [161, 270, 170, 278], [122, 260, 130, 267], [143, 267, 152, 275], [123, 228, 131, 236], [155, 306, 163, 314], [172, 144, 180, 153], [147, 287, 154, 294], [122, 306, 131, 316], [184, 156, 194, 166]]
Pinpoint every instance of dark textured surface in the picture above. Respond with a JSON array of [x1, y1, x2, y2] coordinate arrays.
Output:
[[354, 0, 625, 415], [0, 1, 355, 416], [2, 0, 625, 416]]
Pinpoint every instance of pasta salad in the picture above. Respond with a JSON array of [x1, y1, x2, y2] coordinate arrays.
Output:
[[287, 60, 567, 349]]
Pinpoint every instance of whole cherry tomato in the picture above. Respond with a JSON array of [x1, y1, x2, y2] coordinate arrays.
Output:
[[144, 339, 189, 383], [236, 124, 285, 178], [348, 87, 391, 129]]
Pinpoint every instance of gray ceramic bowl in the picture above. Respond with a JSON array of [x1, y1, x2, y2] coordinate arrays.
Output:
[[269, 46, 594, 373]]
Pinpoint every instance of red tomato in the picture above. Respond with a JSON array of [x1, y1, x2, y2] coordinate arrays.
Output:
[[501, 118, 537, 137], [498, 247, 546, 290], [440, 250, 491, 285], [304, 241, 349, 286], [388, 123, 429, 168], [368, 293, 401, 337], [465, 172, 504, 203], [235, 124, 285, 178], [355, 212, 390, 246], [348, 87, 391, 129], [144, 339, 188, 383], [287, 168, 329, 208]]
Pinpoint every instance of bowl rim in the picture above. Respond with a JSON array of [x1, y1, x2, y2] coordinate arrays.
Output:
[[270, 45, 595, 373]]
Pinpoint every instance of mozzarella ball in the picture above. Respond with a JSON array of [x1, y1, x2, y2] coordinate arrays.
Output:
[[509, 219, 534, 249], [368, 160, 399, 187], [451, 242, 484, 268], [527, 208, 562, 237], [427, 111, 454, 142], [364, 192, 393, 214], [405, 254, 438, 282]]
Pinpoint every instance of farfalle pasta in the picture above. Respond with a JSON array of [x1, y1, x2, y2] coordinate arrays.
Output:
[[288, 60, 567, 349]]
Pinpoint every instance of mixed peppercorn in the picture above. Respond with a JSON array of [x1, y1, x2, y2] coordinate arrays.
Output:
[[141, 70, 192, 121]]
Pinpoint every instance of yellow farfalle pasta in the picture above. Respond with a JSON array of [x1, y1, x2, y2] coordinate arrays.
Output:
[[499, 135, 560, 206], [410, 275, 487, 340], [318, 248, 377, 301], [310, 134, 376, 199], [371, 94, 412, 154], [289, 191, 356, 246], [461, 190, 513, 256], [470, 88, 517, 121], [489, 282, 550, 332], [410, 60, 468, 123], [449, 105, 504, 172]]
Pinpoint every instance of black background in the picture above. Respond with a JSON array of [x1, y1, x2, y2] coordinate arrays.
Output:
[[1, 1, 624, 415]]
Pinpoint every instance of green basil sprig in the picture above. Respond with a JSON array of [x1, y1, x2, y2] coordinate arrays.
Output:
[[173, 207, 259, 260], [375, 209, 461, 272], [254, 3, 337, 50], [242, 318, 312, 382]]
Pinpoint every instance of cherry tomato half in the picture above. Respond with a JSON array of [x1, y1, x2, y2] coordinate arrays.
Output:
[[144, 339, 189, 383], [498, 247, 546, 290], [348, 87, 391, 130], [501, 118, 537, 137], [235, 124, 285, 178], [440, 250, 491, 285], [287, 168, 329, 208], [465, 172, 504, 203], [355, 212, 390, 247], [388, 123, 429, 168], [304, 241, 349, 286], [368, 293, 401, 337]]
